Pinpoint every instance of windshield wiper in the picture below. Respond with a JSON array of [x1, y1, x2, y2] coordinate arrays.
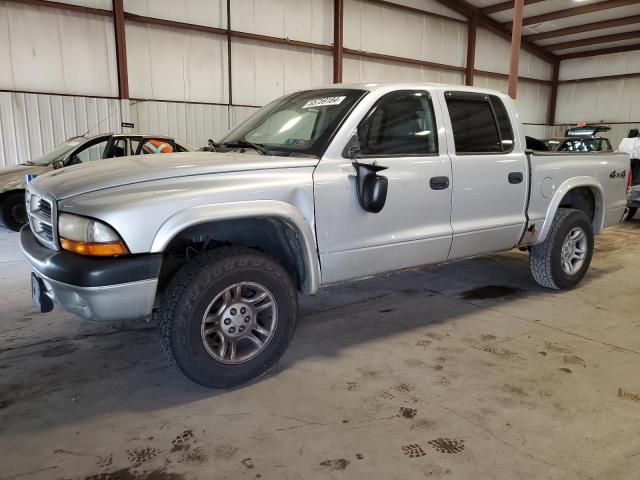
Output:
[[221, 140, 272, 156]]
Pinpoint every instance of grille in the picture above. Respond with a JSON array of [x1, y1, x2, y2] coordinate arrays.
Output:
[[27, 192, 57, 249], [38, 199, 52, 220]]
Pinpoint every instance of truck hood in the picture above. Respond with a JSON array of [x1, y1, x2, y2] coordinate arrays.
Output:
[[0, 165, 51, 193], [31, 151, 320, 199]]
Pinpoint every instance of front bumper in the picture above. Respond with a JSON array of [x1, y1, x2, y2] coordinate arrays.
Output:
[[20, 226, 162, 322]]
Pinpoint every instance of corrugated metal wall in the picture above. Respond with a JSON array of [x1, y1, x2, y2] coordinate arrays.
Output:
[[0, 2, 118, 97], [556, 52, 640, 125], [0, 92, 121, 166], [14, 0, 640, 167], [344, 0, 467, 68]]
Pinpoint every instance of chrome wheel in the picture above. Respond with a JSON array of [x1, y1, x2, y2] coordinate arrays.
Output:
[[200, 282, 278, 364], [561, 227, 587, 275]]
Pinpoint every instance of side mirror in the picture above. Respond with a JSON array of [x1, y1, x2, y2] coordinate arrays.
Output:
[[344, 132, 389, 213], [353, 162, 389, 214], [52, 159, 64, 170]]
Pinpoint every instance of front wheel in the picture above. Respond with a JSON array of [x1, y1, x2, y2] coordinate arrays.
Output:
[[0, 191, 28, 232], [158, 247, 298, 388], [529, 208, 594, 290]]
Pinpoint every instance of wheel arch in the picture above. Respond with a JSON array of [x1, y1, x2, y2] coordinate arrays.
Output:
[[537, 177, 605, 244], [151, 201, 321, 294]]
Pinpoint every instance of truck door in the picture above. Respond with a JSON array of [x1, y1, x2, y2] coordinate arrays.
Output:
[[441, 91, 528, 260], [314, 89, 453, 285]]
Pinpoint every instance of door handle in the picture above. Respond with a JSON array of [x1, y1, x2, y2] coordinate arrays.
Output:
[[429, 176, 450, 190], [508, 172, 523, 184]]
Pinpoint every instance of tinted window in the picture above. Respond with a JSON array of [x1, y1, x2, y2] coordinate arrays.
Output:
[[358, 91, 438, 156], [489, 95, 514, 152], [446, 93, 501, 153]]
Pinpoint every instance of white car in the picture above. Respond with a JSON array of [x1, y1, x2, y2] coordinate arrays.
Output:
[[0, 133, 193, 231]]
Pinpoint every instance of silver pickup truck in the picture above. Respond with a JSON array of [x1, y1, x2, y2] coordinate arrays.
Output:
[[21, 83, 628, 388]]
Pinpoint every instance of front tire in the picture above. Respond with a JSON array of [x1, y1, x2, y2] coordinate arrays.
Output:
[[529, 208, 594, 290], [0, 191, 28, 232], [158, 247, 298, 388]]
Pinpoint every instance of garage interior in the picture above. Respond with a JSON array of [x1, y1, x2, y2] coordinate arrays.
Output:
[[1, 0, 639, 479]]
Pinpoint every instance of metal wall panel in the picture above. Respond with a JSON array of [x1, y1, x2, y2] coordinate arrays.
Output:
[[522, 124, 552, 140], [556, 78, 640, 125], [128, 100, 229, 148], [124, 0, 226, 29], [344, 0, 467, 68], [475, 27, 552, 81], [230, 106, 261, 131], [560, 52, 640, 81], [0, 2, 118, 97], [473, 74, 551, 124], [0, 92, 121, 167], [126, 21, 229, 103], [387, 0, 466, 21], [231, 38, 333, 106], [231, 0, 333, 45], [343, 54, 465, 84]]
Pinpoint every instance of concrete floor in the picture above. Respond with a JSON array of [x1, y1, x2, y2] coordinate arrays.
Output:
[[1, 222, 639, 480]]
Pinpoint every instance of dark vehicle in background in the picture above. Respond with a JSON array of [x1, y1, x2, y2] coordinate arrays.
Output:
[[0, 133, 193, 231], [620, 128, 640, 220], [543, 126, 613, 153]]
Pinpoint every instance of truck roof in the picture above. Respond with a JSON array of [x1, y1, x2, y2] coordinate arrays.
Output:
[[328, 82, 512, 101]]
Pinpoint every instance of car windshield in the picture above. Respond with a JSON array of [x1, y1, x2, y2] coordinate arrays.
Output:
[[220, 89, 367, 157], [28, 137, 88, 166]]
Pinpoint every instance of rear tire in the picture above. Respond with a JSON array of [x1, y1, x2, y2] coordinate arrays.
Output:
[[158, 247, 298, 388], [0, 191, 27, 232], [623, 207, 637, 221], [529, 208, 594, 290]]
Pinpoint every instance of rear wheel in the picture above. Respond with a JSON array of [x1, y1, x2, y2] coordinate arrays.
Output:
[[529, 208, 594, 290], [158, 247, 298, 388], [0, 191, 27, 232]]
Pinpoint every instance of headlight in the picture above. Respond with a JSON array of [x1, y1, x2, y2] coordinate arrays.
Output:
[[58, 213, 129, 256]]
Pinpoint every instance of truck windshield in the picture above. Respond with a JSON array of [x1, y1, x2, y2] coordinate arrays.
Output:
[[28, 137, 88, 166], [221, 89, 367, 157]]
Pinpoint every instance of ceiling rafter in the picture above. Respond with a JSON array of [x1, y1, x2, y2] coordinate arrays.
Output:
[[546, 30, 640, 51], [526, 15, 640, 41], [559, 42, 640, 59], [431, 0, 557, 62], [512, 0, 640, 27], [480, 0, 546, 15]]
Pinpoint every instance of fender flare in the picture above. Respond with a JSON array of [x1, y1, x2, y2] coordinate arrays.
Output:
[[151, 200, 321, 294], [537, 176, 605, 243]]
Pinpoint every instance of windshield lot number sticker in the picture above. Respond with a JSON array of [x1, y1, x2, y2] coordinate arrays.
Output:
[[303, 96, 346, 109]]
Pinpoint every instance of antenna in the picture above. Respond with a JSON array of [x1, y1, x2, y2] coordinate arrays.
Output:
[[80, 99, 145, 137]]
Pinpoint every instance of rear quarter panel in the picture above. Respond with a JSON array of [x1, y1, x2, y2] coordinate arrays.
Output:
[[524, 151, 628, 245]]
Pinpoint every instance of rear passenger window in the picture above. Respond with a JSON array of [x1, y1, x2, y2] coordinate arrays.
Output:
[[358, 91, 438, 156], [445, 92, 513, 154], [489, 95, 514, 153]]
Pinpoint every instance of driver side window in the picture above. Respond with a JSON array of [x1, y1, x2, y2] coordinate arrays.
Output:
[[68, 139, 109, 165], [358, 91, 438, 156]]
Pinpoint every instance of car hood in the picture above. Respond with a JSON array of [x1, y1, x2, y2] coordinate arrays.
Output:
[[31, 151, 320, 200], [0, 165, 51, 192]]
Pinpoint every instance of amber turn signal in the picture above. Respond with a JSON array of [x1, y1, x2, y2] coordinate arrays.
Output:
[[60, 238, 129, 257]]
